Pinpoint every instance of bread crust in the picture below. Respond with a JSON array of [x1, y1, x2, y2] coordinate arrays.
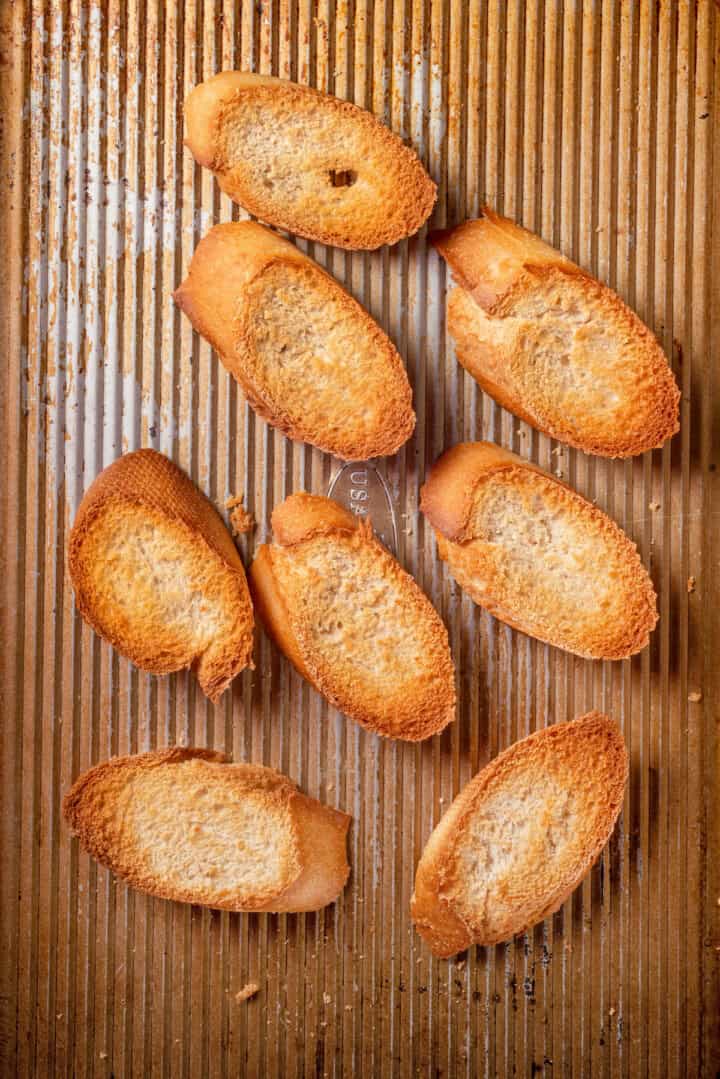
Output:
[[249, 493, 456, 741], [68, 449, 254, 701], [411, 712, 629, 957], [432, 209, 680, 457], [420, 441, 550, 542], [184, 72, 436, 250], [174, 221, 415, 460], [250, 544, 315, 684], [63, 748, 350, 912], [420, 442, 658, 659]]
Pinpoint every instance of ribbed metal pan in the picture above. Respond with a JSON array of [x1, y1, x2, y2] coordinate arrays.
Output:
[[1, 1, 718, 1075]]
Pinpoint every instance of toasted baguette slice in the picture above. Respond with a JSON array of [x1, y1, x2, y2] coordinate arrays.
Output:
[[432, 210, 680, 457], [249, 493, 456, 741], [184, 72, 436, 250], [63, 748, 350, 912], [174, 222, 415, 459], [411, 712, 628, 956], [68, 449, 254, 702], [420, 442, 657, 659]]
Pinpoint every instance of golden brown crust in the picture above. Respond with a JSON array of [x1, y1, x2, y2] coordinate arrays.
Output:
[[174, 222, 415, 460], [420, 442, 658, 660], [63, 747, 351, 913], [249, 493, 456, 741], [419, 442, 549, 542], [432, 210, 680, 458], [271, 491, 359, 544], [411, 712, 629, 957], [68, 449, 254, 701], [433, 208, 573, 307], [184, 72, 436, 250], [249, 544, 316, 684]]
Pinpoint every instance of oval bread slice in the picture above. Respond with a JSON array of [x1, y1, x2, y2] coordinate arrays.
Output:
[[420, 442, 658, 659], [432, 209, 680, 457], [63, 748, 350, 912], [184, 72, 436, 250], [68, 449, 254, 702], [411, 712, 628, 957], [174, 222, 416, 460], [249, 493, 456, 741]]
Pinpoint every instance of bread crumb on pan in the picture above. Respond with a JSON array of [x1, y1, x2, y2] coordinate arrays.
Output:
[[235, 982, 259, 1003], [225, 494, 255, 535]]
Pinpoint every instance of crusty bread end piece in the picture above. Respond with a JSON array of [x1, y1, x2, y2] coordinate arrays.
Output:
[[420, 442, 658, 659], [184, 71, 436, 250], [64, 748, 350, 912], [249, 493, 456, 741], [411, 712, 628, 956], [68, 449, 254, 701], [432, 209, 680, 457], [174, 222, 415, 459]]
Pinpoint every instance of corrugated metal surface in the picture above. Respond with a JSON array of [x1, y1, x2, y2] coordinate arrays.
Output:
[[1, 0, 719, 1074]]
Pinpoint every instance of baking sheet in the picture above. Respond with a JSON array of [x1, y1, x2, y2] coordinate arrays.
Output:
[[1, 1, 719, 1075]]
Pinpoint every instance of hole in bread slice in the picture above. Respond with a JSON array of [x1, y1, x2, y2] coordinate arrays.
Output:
[[240, 260, 414, 459], [328, 168, 357, 187]]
